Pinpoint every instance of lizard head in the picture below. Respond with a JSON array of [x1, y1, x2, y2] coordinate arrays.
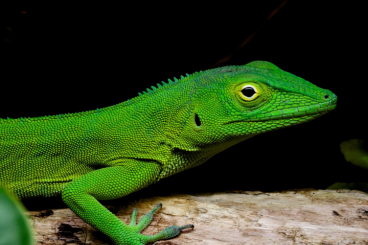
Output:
[[180, 60, 337, 148]]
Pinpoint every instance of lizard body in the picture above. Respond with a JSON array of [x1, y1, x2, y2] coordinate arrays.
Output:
[[0, 61, 337, 244]]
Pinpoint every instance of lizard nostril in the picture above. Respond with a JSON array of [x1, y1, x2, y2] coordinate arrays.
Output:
[[324, 95, 329, 99]]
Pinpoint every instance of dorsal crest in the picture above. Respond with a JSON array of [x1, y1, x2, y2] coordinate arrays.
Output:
[[138, 73, 192, 97]]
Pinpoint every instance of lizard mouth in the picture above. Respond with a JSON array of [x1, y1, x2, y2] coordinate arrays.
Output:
[[222, 95, 337, 124], [244, 95, 337, 122]]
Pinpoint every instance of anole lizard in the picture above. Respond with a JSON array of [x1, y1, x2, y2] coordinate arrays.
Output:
[[0, 61, 337, 244]]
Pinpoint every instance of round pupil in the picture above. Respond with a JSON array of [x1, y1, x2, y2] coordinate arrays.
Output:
[[241, 87, 256, 98]]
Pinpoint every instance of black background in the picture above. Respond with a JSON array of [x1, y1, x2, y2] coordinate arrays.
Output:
[[0, 1, 366, 206]]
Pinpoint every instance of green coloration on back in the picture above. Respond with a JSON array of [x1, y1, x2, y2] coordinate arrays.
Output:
[[0, 61, 337, 244]]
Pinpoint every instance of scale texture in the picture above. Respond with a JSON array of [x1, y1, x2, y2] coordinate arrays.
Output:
[[0, 61, 337, 244]]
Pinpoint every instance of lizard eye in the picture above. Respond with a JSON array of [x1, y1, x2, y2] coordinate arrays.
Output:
[[239, 85, 259, 101]]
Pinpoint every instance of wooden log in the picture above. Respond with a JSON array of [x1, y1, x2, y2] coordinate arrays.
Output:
[[28, 189, 368, 244]]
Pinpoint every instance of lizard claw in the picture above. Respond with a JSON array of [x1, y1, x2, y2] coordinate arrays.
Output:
[[127, 203, 194, 244]]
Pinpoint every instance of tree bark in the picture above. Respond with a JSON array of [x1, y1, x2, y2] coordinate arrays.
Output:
[[28, 189, 368, 244]]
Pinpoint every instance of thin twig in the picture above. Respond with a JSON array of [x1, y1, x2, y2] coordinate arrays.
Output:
[[209, 0, 290, 68]]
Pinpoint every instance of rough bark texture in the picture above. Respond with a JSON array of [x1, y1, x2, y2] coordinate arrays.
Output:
[[29, 189, 368, 244]]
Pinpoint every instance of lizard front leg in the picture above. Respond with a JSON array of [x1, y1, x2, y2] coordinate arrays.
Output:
[[61, 161, 193, 245]]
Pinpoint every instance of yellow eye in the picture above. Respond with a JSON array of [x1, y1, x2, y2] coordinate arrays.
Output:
[[238, 85, 259, 101]]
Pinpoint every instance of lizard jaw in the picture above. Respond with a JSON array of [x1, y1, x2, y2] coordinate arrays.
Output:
[[244, 95, 337, 122]]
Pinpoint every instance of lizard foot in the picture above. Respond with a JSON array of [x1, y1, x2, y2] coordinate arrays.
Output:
[[128, 203, 194, 244]]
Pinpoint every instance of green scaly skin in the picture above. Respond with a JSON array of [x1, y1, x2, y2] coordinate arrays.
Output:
[[0, 61, 337, 244]]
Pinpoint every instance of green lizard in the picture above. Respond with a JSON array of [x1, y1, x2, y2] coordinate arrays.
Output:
[[0, 61, 337, 244]]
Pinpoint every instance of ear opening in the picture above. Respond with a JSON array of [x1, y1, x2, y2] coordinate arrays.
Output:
[[195, 113, 201, 127]]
